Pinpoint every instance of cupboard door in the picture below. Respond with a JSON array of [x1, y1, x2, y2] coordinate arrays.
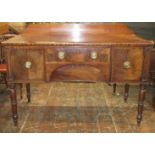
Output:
[[111, 47, 143, 82], [11, 47, 44, 81]]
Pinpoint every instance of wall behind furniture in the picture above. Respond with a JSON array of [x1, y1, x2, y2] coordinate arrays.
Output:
[[124, 22, 155, 40]]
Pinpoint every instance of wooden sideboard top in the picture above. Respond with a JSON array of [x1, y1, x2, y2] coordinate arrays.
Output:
[[2, 23, 154, 46]]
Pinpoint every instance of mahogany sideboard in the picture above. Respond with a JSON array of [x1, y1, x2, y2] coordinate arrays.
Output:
[[1, 23, 154, 126]]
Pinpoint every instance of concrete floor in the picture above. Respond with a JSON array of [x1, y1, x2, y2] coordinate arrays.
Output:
[[0, 82, 155, 133]]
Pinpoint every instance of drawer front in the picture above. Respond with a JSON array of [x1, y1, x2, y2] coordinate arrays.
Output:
[[10, 48, 44, 81], [45, 47, 110, 63], [111, 47, 143, 82], [45, 46, 110, 82]]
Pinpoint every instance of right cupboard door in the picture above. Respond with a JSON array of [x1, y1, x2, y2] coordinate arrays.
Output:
[[111, 47, 144, 82]]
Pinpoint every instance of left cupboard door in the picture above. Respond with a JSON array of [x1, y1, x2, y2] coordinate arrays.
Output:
[[10, 47, 44, 81]]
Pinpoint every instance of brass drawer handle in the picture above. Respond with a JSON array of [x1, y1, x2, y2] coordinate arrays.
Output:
[[91, 51, 97, 60], [25, 61, 32, 69], [123, 61, 131, 69], [58, 51, 65, 60]]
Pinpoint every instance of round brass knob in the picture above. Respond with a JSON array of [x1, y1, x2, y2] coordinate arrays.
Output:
[[25, 61, 32, 69], [91, 51, 97, 60], [123, 61, 131, 69], [58, 51, 65, 60]]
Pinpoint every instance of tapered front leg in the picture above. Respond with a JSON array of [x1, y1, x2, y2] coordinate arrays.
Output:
[[19, 83, 23, 99], [137, 79, 146, 126], [113, 83, 117, 95], [26, 83, 31, 103], [3, 73, 8, 88], [9, 83, 18, 126], [124, 83, 129, 102]]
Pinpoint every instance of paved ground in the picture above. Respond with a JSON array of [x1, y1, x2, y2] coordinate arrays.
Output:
[[0, 82, 155, 132]]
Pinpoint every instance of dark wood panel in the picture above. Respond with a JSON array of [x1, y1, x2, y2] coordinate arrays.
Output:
[[11, 48, 28, 80], [111, 47, 143, 82], [27, 50, 44, 80], [51, 64, 103, 82], [10, 47, 44, 81]]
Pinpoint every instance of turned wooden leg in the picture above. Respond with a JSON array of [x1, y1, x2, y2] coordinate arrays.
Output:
[[124, 83, 129, 102], [26, 83, 31, 103], [137, 79, 146, 126], [113, 83, 117, 95], [9, 83, 18, 126], [19, 83, 23, 99], [3, 73, 8, 88]]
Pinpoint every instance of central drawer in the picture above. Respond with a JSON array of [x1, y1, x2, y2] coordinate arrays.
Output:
[[45, 47, 110, 63], [45, 46, 110, 82]]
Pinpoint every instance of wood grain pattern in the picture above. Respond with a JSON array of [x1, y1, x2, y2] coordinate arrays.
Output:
[[111, 47, 144, 82], [10, 47, 44, 81], [2, 23, 153, 46], [51, 64, 103, 82]]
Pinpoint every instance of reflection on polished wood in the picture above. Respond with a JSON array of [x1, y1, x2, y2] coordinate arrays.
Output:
[[3, 23, 154, 45]]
